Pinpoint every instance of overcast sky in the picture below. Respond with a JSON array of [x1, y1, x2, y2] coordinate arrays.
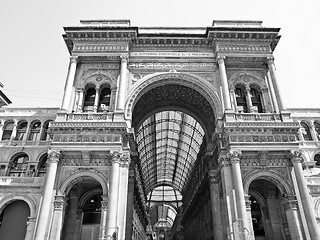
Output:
[[0, 0, 319, 108]]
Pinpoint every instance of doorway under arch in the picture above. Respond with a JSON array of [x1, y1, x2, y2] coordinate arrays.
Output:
[[0, 200, 30, 240]]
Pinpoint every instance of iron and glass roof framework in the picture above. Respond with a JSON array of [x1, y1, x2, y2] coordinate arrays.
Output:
[[136, 110, 205, 226]]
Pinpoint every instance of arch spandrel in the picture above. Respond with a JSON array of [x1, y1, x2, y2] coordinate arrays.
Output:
[[229, 72, 267, 90], [125, 72, 223, 122]]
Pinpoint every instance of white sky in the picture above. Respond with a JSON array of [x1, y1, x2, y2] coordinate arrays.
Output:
[[0, 0, 319, 108]]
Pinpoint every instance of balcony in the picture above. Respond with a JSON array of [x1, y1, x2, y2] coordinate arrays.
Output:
[[0, 176, 44, 187], [235, 112, 282, 122]]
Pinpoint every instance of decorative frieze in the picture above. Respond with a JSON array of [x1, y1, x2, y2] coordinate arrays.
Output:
[[217, 44, 271, 53], [235, 113, 281, 121], [53, 195, 68, 211], [73, 44, 128, 52], [52, 134, 121, 143], [229, 134, 296, 143]]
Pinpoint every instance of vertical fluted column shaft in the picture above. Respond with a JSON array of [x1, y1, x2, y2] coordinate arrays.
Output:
[[116, 55, 128, 111], [267, 57, 285, 111], [99, 195, 109, 240], [291, 153, 320, 239], [106, 153, 121, 237], [117, 156, 130, 240], [217, 57, 232, 111], [49, 194, 68, 240], [230, 154, 251, 237], [34, 149, 60, 240], [61, 56, 78, 111]]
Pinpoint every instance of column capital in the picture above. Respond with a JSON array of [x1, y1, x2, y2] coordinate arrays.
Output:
[[245, 195, 251, 211], [48, 149, 61, 164], [282, 195, 298, 211], [267, 56, 275, 65], [218, 157, 231, 167], [120, 155, 131, 168], [111, 151, 121, 164], [290, 150, 303, 163], [120, 54, 129, 62], [101, 195, 109, 211], [227, 150, 242, 163], [208, 170, 219, 184], [70, 56, 79, 64], [217, 56, 226, 64], [54, 195, 68, 211]]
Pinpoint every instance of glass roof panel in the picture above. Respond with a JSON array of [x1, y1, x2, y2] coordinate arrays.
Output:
[[137, 110, 205, 194]]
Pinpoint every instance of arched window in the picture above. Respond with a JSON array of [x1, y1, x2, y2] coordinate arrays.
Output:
[[16, 121, 28, 141], [314, 153, 320, 166], [2, 121, 14, 140], [40, 120, 52, 141], [37, 154, 47, 177], [9, 153, 29, 177], [301, 122, 313, 141], [250, 87, 263, 113], [314, 122, 320, 141], [98, 87, 111, 111], [235, 85, 247, 113], [28, 120, 41, 141], [83, 87, 96, 112]]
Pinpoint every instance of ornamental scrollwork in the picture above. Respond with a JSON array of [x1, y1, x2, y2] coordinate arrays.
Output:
[[48, 149, 61, 163]]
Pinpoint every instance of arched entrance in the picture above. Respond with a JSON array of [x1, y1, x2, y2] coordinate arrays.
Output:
[[61, 176, 104, 240], [128, 74, 220, 239], [0, 200, 30, 240], [248, 178, 302, 240]]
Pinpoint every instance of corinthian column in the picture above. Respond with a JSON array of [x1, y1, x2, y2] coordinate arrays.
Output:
[[49, 194, 68, 240], [116, 55, 128, 111], [93, 87, 100, 112], [217, 56, 232, 111], [229, 151, 252, 239], [34, 149, 61, 240], [281, 195, 304, 239], [99, 195, 108, 240], [61, 56, 78, 112], [106, 152, 121, 237], [291, 151, 320, 239], [267, 57, 285, 111]]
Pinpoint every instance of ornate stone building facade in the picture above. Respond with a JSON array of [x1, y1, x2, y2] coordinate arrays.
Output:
[[0, 19, 320, 240]]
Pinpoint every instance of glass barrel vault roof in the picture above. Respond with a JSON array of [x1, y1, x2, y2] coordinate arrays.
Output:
[[136, 110, 205, 194]]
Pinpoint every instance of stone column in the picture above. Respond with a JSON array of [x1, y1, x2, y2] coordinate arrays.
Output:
[[10, 121, 17, 140], [229, 88, 237, 112], [281, 195, 304, 240], [93, 87, 100, 112], [209, 170, 223, 240], [77, 88, 84, 112], [0, 123, 3, 140], [61, 56, 78, 111], [267, 57, 285, 111], [310, 123, 319, 141], [244, 195, 254, 236], [245, 88, 254, 113], [291, 151, 320, 239], [217, 56, 232, 110], [99, 195, 108, 240], [229, 151, 252, 239], [49, 195, 68, 240], [261, 207, 274, 240], [265, 73, 279, 113], [116, 55, 128, 111], [261, 88, 272, 113], [73, 89, 81, 112], [117, 155, 130, 240], [24, 217, 36, 240], [34, 149, 60, 240], [106, 152, 121, 237]]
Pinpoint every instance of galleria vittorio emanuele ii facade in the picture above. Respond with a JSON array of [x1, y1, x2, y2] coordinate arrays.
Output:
[[0, 19, 320, 240]]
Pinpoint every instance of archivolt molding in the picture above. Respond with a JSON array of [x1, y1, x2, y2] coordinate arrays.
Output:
[[0, 194, 37, 218], [78, 188, 104, 208], [314, 197, 320, 218], [59, 169, 109, 196], [228, 71, 267, 90], [243, 169, 293, 195], [124, 72, 223, 120]]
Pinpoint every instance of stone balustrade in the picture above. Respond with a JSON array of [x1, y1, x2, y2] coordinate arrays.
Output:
[[235, 113, 281, 121], [0, 176, 44, 187], [66, 112, 114, 121]]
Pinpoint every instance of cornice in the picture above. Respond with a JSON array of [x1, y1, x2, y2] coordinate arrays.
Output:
[[50, 121, 127, 129]]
